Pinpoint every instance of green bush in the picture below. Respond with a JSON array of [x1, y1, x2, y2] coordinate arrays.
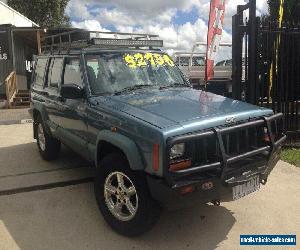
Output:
[[281, 148, 300, 167]]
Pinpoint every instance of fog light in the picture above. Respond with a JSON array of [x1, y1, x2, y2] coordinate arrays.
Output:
[[202, 181, 213, 190], [180, 185, 195, 195]]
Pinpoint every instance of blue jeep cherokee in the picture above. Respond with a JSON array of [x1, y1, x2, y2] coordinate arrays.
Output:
[[29, 30, 286, 236]]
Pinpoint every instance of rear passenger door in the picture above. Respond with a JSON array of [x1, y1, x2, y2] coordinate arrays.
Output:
[[31, 56, 49, 103], [44, 56, 64, 131]]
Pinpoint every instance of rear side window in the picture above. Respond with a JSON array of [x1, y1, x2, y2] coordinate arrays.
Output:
[[49, 58, 63, 88], [34, 58, 48, 86], [63, 57, 82, 87]]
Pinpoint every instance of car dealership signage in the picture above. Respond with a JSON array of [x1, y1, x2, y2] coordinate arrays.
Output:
[[0, 30, 9, 61]]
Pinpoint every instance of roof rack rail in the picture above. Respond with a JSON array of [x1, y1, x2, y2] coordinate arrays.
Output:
[[41, 29, 164, 53]]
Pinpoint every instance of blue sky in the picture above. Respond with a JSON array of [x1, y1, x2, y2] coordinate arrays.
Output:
[[173, 7, 199, 26], [66, 0, 268, 59]]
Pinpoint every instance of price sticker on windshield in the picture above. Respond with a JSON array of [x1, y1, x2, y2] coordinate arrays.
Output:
[[123, 53, 175, 69]]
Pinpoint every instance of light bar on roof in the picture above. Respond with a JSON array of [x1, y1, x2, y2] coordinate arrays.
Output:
[[91, 38, 163, 47]]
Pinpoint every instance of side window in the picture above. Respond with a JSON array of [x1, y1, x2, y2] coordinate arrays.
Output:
[[49, 58, 63, 88], [44, 58, 53, 87], [34, 58, 48, 86], [63, 57, 83, 87]]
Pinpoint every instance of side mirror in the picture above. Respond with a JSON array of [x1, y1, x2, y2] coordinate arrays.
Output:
[[61, 84, 84, 99]]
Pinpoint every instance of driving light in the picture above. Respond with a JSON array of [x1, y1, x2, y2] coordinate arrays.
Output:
[[91, 38, 163, 47], [170, 143, 185, 159]]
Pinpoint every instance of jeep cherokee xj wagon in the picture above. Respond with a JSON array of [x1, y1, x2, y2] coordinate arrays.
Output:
[[29, 30, 286, 237]]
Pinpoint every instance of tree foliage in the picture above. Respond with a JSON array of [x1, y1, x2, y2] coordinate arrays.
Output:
[[7, 0, 71, 28]]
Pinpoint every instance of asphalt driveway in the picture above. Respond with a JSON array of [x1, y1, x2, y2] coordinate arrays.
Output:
[[0, 124, 299, 250]]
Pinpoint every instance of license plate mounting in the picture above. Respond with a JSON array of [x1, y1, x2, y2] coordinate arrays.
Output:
[[232, 175, 260, 200]]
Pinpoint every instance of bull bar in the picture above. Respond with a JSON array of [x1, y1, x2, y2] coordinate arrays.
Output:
[[164, 113, 287, 188]]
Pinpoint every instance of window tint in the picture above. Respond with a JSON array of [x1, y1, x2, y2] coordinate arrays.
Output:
[[49, 58, 63, 88], [63, 57, 82, 87], [34, 58, 48, 86]]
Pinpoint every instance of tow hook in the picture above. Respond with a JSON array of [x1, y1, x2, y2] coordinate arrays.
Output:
[[212, 200, 220, 206], [261, 179, 267, 185]]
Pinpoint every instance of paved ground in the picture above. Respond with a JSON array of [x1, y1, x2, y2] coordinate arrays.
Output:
[[0, 124, 93, 195], [0, 108, 31, 125], [0, 124, 299, 250]]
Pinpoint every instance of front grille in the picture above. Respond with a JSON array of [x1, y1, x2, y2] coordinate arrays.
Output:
[[177, 120, 269, 169], [221, 123, 268, 156], [184, 134, 221, 167]]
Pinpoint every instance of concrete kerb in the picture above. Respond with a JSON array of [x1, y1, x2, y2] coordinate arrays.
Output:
[[0, 119, 33, 126]]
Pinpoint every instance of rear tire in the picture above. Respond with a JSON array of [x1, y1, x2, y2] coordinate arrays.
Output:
[[35, 116, 61, 161], [94, 153, 161, 237]]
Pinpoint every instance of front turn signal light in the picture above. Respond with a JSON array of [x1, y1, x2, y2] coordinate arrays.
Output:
[[169, 159, 192, 172], [153, 144, 159, 172]]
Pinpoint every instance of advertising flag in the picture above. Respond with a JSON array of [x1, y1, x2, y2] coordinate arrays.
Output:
[[205, 0, 227, 82]]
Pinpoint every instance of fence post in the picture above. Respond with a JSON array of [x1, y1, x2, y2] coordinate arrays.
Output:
[[247, 0, 257, 104], [232, 6, 244, 100]]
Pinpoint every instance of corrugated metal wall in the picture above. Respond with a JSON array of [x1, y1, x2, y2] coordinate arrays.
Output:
[[0, 27, 38, 95], [0, 26, 13, 96], [13, 34, 26, 75]]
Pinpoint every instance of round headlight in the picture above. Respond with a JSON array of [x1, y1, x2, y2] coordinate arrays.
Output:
[[170, 143, 185, 159]]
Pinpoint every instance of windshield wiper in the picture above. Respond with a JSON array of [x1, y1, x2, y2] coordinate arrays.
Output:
[[159, 83, 190, 90], [114, 84, 153, 95]]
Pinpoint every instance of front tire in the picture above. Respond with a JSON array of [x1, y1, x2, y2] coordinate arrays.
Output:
[[35, 116, 61, 161], [94, 153, 161, 237]]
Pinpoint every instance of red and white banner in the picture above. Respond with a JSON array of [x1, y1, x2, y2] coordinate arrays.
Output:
[[205, 0, 227, 82]]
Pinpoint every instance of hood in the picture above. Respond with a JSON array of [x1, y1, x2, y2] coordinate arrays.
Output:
[[90, 88, 273, 130]]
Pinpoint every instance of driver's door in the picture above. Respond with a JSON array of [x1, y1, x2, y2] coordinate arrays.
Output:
[[56, 56, 89, 159]]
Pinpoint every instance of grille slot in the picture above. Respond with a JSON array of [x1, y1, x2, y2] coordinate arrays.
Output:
[[183, 134, 221, 168], [270, 118, 284, 141], [221, 123, 268, 157]]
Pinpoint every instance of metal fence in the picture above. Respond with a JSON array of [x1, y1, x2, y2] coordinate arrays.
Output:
[[258, 22, 300, 144], [232, 0, 300, 145]]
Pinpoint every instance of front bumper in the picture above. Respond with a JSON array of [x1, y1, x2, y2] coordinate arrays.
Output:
[[147, 147, 282, 209], [147, 113, 286, 209]]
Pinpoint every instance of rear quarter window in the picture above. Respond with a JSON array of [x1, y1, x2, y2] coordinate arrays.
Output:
[[49, 58, 64, 88], [34, 58, 48, 86]]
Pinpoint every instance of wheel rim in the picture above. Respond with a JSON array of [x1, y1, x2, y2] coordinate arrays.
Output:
[[37, 123, 46, 151], [104, 171, 138, 222]]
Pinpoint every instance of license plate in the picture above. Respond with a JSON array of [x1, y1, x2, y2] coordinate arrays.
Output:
[[232, 175, 260, 200]]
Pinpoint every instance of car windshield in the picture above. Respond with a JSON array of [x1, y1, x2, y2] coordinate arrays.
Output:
[[85, 52, 187, 95]]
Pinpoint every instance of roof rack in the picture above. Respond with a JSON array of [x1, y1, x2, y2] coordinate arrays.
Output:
[[42, 29, 164, 53]]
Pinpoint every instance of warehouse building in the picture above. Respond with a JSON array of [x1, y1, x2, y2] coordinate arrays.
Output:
[[0, 0, 44, 108]]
